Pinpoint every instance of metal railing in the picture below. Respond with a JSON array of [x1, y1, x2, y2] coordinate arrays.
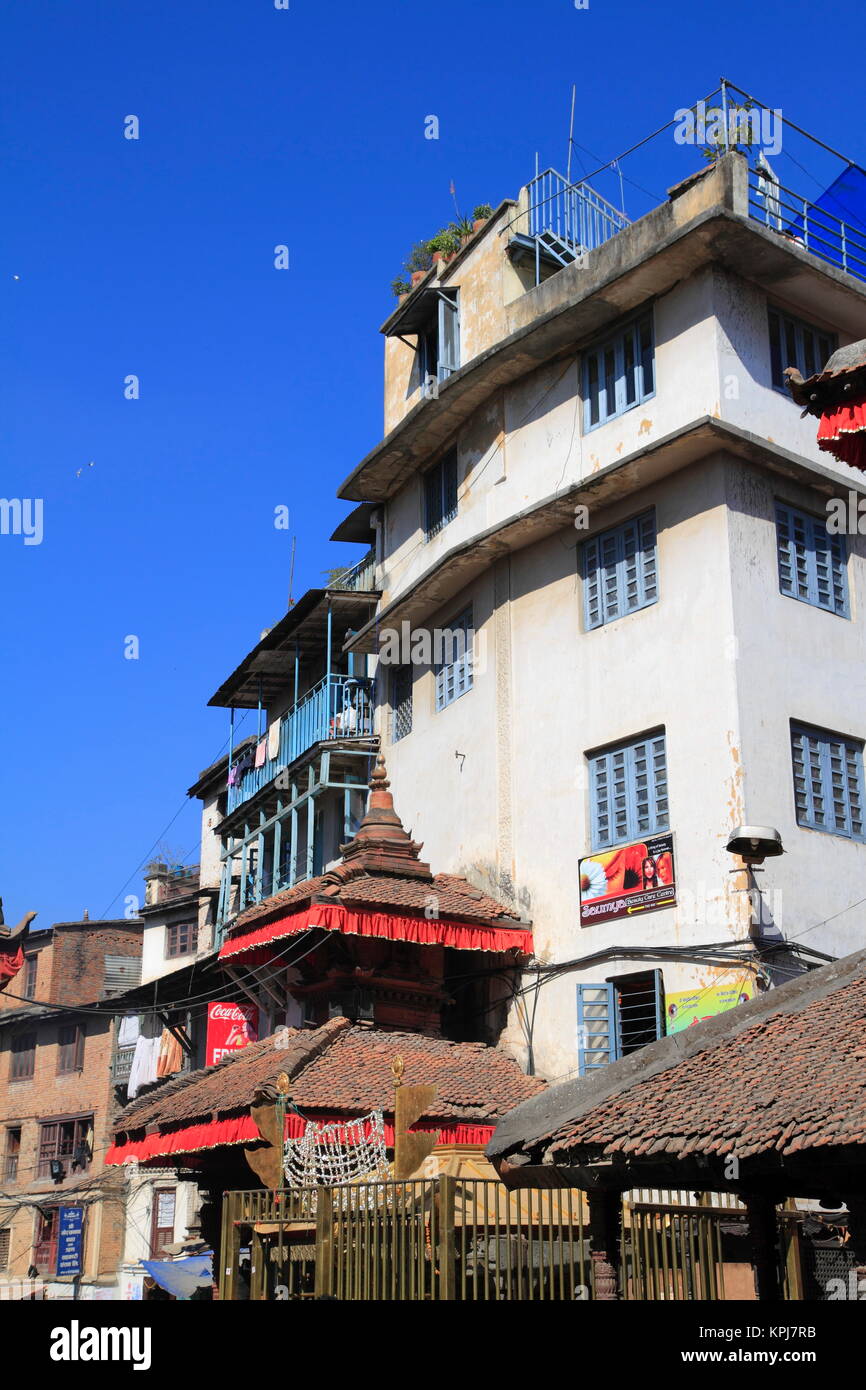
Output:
[[227, 675, 375, 813], [747, 166, 866, 282], [222, 1179, 590, 1302], [330, 549, 377, 593], [527, 167, 630, 263]]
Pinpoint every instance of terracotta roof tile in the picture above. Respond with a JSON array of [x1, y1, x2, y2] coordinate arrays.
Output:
[[115, 1021, 544, 1138], [490, 951, 866, 1170]]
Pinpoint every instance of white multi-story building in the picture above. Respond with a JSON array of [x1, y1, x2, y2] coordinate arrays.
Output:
[[331, 148, 866, 1083]]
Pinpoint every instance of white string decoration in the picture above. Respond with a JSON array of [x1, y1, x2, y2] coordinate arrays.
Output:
[[283, 1111, 390, 1190]]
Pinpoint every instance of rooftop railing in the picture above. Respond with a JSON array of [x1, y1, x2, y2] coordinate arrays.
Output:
[[329, 548, 377, 593], [747, 165, 866, 283]]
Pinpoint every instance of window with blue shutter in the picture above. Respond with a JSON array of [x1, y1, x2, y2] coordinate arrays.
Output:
[[582, 510, 658, 630], [768, 307, 835, 392], [434, 608, 474, 712], [775, 502, 848, 617], [583, 313, 655, 431], [392, 665, 413, 743], [424, 450, 459, 539], [791, 723, 865, 841], [576, 971, 665, 1076], [576, 983, 619, 1074], [589, 732, 669, 851]]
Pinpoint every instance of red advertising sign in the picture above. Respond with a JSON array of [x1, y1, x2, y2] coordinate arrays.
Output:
[[206, 1001, 258, 1066]]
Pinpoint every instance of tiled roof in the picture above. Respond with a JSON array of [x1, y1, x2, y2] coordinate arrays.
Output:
[[115, 1018, 544, 1136], [489, 949, 866, 1171], [230, 873, 521, 934]]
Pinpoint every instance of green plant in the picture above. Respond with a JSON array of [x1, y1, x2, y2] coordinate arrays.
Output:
[[451, 216, 474, 238], [472, 203, 493, 221], [391, 277, 412, 298], [403, 241, 434, 275], [700, 104, 757, 164], [428, 227, 461, 258]]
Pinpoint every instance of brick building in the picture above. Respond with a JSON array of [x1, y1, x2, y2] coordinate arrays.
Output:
[[0, 917, 142, 1298]]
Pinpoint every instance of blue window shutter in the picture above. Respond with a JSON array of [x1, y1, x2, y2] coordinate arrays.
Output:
[[650, 968, 665, 1041], [768, 307, 836, 392], [435, 607, 473, 712], [583, 313, 655, 432], [582, 510, 658, 631], [792, 723, 865, 840], [776, 502, 848, 616], [638, 511, 658, 605], [583, 537, 601, 629], [589, 731, 668, 850], [438, 293, 460, 379], [577, 982, 620, 1074]]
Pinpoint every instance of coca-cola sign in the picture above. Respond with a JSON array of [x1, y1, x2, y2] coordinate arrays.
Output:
[[206, 1001, 258, 1067]]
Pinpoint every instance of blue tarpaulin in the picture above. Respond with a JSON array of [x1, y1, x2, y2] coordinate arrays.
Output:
[[787, 165, 866, 273], [141, 1254, 213, 1299]]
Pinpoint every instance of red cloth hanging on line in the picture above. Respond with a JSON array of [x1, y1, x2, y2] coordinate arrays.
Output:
[[0, 945, 24, 990]]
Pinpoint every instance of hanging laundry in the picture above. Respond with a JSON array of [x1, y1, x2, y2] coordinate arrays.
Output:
[[117, 1014, 141, 1048], [254, 738, 267, 769], [227, 764, 240, 789], [157, 1029, 184, 1079], [267, 719, 280, 761], [127, 1014, 162, 1099]]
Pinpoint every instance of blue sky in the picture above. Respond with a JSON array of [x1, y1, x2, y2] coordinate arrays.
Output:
[[2, 0, 863, 928]]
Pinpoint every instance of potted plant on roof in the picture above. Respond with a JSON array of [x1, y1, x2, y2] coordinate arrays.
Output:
[[391, 277, 412, 302], [429, 227, 461, 265], [404, 240, 434, 287], [473, 203, 493, 232]]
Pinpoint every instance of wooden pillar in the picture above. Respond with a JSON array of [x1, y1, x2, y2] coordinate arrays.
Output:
[[744, 1194, 782, 1301], [587, 1190, 621, 1300]]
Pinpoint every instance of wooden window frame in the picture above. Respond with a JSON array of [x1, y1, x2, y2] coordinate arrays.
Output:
[[165, 921, 198, 959], [10, 1032, 36, 1082], [57, 1023, 85, 1075]]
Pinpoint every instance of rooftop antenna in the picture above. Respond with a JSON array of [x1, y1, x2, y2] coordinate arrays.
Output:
[[566, 84, 577, 185], [287, 535, 296, 609]]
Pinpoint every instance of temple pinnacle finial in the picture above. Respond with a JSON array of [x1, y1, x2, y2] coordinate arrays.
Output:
[[370, 753, 389, 792]]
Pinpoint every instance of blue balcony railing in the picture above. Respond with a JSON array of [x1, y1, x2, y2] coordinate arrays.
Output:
[[527, 167, 630, 265], [227, 674, 375, 813], [747, 166, 866, 283]]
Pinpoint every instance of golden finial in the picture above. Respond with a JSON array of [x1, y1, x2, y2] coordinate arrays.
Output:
[[391, 1055, 405, 1086], [276, 1071, 290, 1094]]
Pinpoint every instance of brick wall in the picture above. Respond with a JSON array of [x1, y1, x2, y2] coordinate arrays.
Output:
[[0, 918, 143, 1287]]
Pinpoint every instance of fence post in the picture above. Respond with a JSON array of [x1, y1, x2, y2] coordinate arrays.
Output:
[[220, 1195, 241, 1302], [315, 1187, 335, 1298], [438, 1176, 457, 1300]]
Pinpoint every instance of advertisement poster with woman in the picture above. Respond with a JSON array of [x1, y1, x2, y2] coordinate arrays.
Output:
[[579, 832, 676, 925]]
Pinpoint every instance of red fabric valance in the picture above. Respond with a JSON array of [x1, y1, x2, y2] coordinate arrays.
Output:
[[106, 1112, 496, 1166], [818, 401, 866, 471], [218, 902, 532, 964]]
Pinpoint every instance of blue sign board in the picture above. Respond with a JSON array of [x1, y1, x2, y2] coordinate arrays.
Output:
[[56, 1206, 84, 1277]]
